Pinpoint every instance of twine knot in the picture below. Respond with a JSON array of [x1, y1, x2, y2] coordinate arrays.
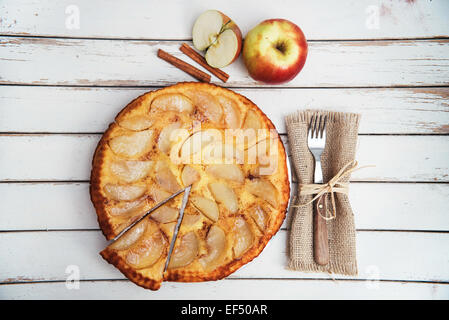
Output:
[[292, 160, 372, 220]]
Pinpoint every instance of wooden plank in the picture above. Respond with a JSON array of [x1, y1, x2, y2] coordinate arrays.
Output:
[[1, 230, 448, 283], [1, 0, 448, 40], [1, 38, 448, 87], [0, 135, 447, 182], [1, 182, 448, 231], [1, 86, 448, 134], [1, 279, 448, 300]]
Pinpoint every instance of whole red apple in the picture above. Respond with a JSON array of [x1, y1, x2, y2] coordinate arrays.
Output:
[[243, 19, 308, 84]]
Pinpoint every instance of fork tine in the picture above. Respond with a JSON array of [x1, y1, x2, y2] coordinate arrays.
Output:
[[315, 114, 322, 138], [321, 115, 327, 138], [308, 114, 316, 138]]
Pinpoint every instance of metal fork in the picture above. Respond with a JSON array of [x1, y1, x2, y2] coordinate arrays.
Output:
[[307, 114, 329, 265]]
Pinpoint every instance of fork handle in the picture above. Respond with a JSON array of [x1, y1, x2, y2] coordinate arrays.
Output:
[[314, 194, 330, 265]]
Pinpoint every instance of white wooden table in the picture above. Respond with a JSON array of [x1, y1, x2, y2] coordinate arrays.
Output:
[[1, 0, 448, 300]]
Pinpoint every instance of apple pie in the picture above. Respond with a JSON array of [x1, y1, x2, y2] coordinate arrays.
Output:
[[90, 82, 290, 290]]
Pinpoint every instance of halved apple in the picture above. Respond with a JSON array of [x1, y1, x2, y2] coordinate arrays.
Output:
[[192, 10, 242, 68]]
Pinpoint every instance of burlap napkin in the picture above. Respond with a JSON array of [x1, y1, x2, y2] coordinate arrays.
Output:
[[285, 110, 360, 275]]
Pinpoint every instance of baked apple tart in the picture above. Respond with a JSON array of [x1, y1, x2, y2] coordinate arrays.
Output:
[[90, 82, 289, 290]]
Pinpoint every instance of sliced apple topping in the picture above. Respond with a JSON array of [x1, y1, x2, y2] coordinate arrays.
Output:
[[103, 183, 146, 201], [199, 225, 227, 270], [158, 121, 182, 154], [190, 196, 219, 222], [205, 26, 242, 68], [208, 182, 238, 214], [217, 95, 241, 129], [184, 90, 223, 125], [109, 219, 148, 251], [246, 179, 278, 207], [125, 230, 166, 269], [150, 93, 194, 114], [149, 187, 171, 203], [183, 212, 201, 226], [181, 165, 200, 186], [151, 205, 179, 223], [168, 231, 199, 269], [155, 161, 181, 193], [180, 129, 222, 160], [110, 160, 153, 183], [242, 109, 262, 130], [249, 205, 268, 231], [109, 129, 153, 158], [159, 222, 176, 236], [206, 164, 244, 184], [233, 217, 254, 258], [108, 197, 148, 217], [117, 115, 154, 131]]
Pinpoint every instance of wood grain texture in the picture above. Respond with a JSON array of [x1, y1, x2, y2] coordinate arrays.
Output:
[[1, 0, 448, 40], [1, 86, 448, 134], [1, 38, 448, 87], [1, 230, 448, 283], [1, 182, 448, 231], [1, 279, 448, 300], [0, 134, 447, 182]]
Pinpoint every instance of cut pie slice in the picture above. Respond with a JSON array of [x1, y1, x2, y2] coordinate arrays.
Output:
[[91, 82, 290, 290]]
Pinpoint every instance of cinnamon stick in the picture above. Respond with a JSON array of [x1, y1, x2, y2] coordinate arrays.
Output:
[[180, 43, 229, 83], [157, 49, 211, 83]]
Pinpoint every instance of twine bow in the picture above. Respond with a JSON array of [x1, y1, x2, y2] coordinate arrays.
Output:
[[292, 160, 372, 220]]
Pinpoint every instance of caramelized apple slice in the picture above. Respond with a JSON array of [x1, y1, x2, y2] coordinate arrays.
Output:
[[117, 115, 154, 131], [109, 129, 153, 158], [110, 160, 153, 183], [217, 95, 241, 129], [242, 109, 262, 130], [199, 225, 226, 270], [181, 165, 200, 186], [125, 229, 166, 269], [110, 219, 148, 251], [246, 179, 278, 207], [249, 205, 268, 231], [190, 196, 220, 222], [103, 183, 146, 201], [108, 197, 148, 217], [149, 187, 171, 203], [233, 217, 254, 258], [150, 93, 194, 114], [208, 182, 239, 214], [168, 231, 199, 269], [185, 90, 223, 124], [158, 121, 182, 154], [155, 161, 181, 193], [183, 212, 202, 226], [202, 142, 245, 165], [151, 205, 179, 223], [206, 164, 244, 184]]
